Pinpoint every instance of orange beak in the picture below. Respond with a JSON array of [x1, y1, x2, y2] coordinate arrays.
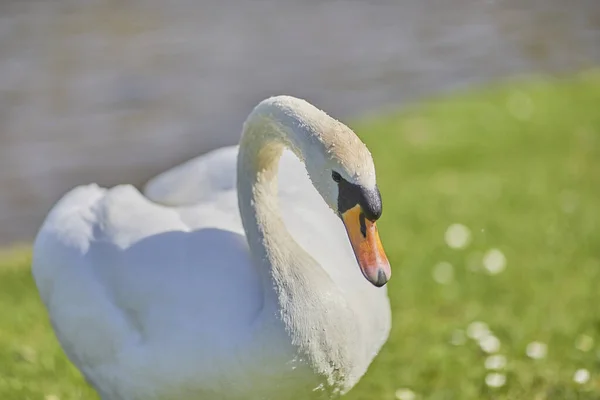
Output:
[[341, 205, 391, 287]]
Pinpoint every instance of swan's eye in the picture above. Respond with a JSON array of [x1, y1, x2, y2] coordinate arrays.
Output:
[[332, 171, 342, 183]]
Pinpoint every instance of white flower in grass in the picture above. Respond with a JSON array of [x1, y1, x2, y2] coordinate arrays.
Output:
[[445, 224, 472, 249], [395, 388, 417, 400], [485, 372, 506, 388], [485, 354, 507, 370], [526, 341, 547, 360], [573, 368, 590, 384], [483, 249, 506, 275], [479, 335, 501, 354], [467, 321, 490, 341]]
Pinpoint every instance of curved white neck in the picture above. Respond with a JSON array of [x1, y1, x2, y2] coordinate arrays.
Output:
[[235, 97, 367, 391], [236, 98, 331, 303]]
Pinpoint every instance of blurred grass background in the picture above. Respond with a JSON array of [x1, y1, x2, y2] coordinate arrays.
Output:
[[1, 70, 598, 399]]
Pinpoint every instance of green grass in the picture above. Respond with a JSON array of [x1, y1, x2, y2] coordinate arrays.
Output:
[[1, 70, 600, 399]]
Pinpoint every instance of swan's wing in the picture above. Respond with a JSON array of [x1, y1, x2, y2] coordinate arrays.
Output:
[[143, 146, 317, 207], [31, 183, 264, 389], [144, 146, 239, 207]]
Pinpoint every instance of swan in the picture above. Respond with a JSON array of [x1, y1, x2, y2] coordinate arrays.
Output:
[[32, 95, 392, 400]]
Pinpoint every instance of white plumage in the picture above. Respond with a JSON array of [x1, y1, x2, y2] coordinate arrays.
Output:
[[32, 96, 391, 400]]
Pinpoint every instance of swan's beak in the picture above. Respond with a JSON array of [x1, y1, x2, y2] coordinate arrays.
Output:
[[341, 205, 391, 287]]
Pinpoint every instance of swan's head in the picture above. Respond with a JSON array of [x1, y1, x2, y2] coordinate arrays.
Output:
[[299, 115, 392, 288], [248, 95, 391, 287]]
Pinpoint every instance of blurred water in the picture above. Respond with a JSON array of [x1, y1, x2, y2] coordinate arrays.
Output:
[[0, 0, 598, 244]]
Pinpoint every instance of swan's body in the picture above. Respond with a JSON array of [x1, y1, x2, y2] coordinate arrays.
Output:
[[32, 96, 392, 400]]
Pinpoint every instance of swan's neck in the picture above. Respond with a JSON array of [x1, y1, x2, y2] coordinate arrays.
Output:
[[235, 99, 361, 391], [236, 109, 325, 301]]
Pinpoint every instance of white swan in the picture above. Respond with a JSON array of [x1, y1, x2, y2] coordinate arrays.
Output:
[[32, 96, 392, 400]]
